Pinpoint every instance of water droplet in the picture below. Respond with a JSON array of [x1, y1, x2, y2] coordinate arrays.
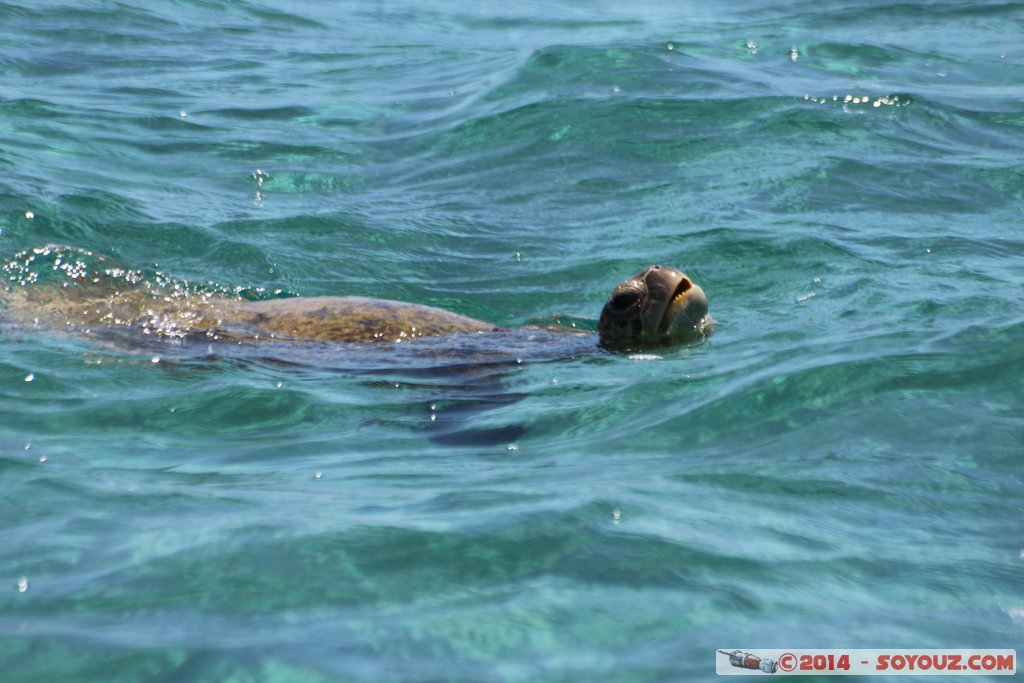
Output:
[[24, 373, 34, 382], [250, 169, 271, 187], [17, 577, 28, 593]]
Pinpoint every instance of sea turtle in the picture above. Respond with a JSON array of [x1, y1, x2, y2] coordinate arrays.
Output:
[[1, 246, 711, 350], [3, 246, 712, 446]]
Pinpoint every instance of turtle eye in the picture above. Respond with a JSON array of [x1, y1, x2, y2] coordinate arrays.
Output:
[[609, 290, 641, 312]]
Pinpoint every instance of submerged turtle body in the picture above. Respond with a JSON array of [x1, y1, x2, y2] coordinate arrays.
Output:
[[2, 247, 711, 349]]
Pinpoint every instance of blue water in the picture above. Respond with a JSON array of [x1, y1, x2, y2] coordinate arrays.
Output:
[[1, 1, 1022, 681]]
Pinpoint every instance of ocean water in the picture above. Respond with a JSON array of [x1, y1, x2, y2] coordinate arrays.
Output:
[[1, 1, 1022, 681]]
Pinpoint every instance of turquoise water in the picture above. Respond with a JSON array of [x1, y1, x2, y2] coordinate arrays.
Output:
[[1, 1, 1022, 681]]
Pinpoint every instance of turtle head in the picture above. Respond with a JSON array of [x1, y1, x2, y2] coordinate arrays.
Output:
[[597, 265, 710, 347]]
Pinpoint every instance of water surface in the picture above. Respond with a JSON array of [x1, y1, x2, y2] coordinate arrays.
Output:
[[1, 1, 1022, 681]]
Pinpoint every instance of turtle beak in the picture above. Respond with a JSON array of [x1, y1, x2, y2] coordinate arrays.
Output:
[[661, 281, 709, 337], [642, 266, 708, 338]]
